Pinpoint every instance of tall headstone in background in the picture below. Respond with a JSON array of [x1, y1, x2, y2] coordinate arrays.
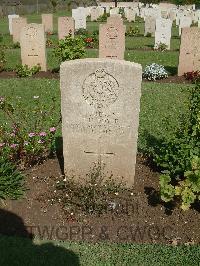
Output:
[[72, 8, 87, 30], [42, 14, 53, 33], [154, 18, 172, 50], [144, 16, 156, 36], [8, 14, 19, 35], [60, 59, 142, 187], [91, 8, 100, 21], [110, 7, 119, 15], [178, 28, 200, 76], [99, 17, 126, 59], [126, 9, 136, 22], [58, 17, 74, 40], [20, 24, 47, 71], [179, 16, 192, 35], [12, 17, 27, 43]]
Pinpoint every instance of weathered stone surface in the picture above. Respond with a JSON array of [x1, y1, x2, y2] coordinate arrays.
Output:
[[179, 16, 192, 35], [20, 23, 47, 71], [8, 14, 19, 35], [60, 59, 142, 187], [12, 17, 27, 43], [178, 27, 200, 76], [144, 16, 156, 36], [99, 17, 125, 59], [126, 9, 136, 22], [58, 17, 74, 40], [90, 7, 100, 21], [154, 18, 172, 50], [72, 8, 86, 30], [42, 13, 53, 33]]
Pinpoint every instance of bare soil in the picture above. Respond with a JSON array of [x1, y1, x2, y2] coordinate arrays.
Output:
[[0, 71, 192, 84], [1, 155, 200, 244]]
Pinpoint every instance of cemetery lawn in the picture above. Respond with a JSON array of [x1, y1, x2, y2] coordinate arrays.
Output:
[[0, 235, 200, 266], [1, 14, 181, 76], [1, 79, 200, 245], [0, 78, 192, 151]]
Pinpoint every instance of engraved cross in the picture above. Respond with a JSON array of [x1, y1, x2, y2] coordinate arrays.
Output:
[[84, 137, 115, 173]]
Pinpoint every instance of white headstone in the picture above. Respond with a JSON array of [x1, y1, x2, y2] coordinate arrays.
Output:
[[8, 14, 19, 35]]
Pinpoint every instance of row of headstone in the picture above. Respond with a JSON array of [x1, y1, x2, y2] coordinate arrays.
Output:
[[9, 14, 75, 44]]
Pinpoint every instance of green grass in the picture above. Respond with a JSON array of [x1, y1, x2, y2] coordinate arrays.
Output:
[[0, 79, 192, 152], [0, 235, 199, 266]]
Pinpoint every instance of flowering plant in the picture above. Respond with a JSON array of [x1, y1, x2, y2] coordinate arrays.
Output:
[[184, 71, 200, 83], [143, 63, 168, 81], [0, 95, 60, 168]]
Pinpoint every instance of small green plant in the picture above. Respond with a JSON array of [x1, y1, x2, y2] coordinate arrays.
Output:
[[0, 49, 6, 72], [143, 63, 168, 81], [0, 156, 25, 199], [0, 96, 59, 168], [56, 162, 127, 215], [126, 26, 140, 37], [146, 32, 152, 37], [46, 38, 53, 48], [160, 156, 200, 211], [53, 35, 85, 62], [75, 28, 88, 36], [184, 71, 200, 83], [13, 42, 20, 49], [154, 42, 168, 51], [97, 13, 109, 22], [16, 64, 41, 77]]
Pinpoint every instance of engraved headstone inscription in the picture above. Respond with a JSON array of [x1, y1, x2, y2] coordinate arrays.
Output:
[[60, 59, 142, 187], [20, 23, 47, 71]]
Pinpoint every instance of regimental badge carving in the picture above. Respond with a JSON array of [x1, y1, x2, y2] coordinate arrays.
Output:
[[26, 27, 37, 38], [82, 68, 119, 110], [106, 26, 118, 39]]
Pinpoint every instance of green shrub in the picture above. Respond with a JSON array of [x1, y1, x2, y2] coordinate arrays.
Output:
[[160, 156, 200, 211], [0, 156, 25, 199], [13, 42, 20, 49], [75, 28, 88, 36], [126, 26, 140, 37], [97, 13, 109, 22], [149, 83, 200, 210], [53, 35, 85, 62], [146, 32, 152, 37], [0, 49, 6, 72], [16, 64, 41, 77], [154, 42, 168, 51]]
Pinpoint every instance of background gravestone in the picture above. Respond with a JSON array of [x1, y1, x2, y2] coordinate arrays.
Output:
[[178, 27, 200, 76], [41, 13, 53, 33], [99, 17, 126, 59], [144, 16, 156, 36], [8, 14, 19, 35], [20, 23, 47, 71], [72, 8, 86, 30], [60, 59, 142, 187], [12, 17, 27, 43], [154, 18, 172, 50], [58, 17, 74, 40]]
